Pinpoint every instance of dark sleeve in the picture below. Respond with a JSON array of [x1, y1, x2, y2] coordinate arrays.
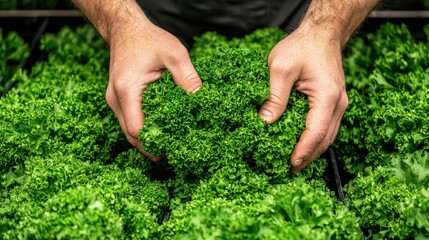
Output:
[[268, 0, 311, 32], [137, 0, 309, 48]]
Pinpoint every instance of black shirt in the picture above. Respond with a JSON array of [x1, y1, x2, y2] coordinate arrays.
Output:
[[136, 0, 310, 48]]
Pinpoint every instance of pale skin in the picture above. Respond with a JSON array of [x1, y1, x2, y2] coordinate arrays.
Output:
[[72, 0, 380, 172]]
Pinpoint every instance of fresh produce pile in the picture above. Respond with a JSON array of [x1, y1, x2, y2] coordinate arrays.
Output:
[[141, 29, 312, 181], [336, 23, 429, 238], [0, 22, 428, 239]]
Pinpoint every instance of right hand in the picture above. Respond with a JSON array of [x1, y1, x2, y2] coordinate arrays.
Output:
[[105, 13, 202, 161]]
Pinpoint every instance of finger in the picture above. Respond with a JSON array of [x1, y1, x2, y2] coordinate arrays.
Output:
[[259, 63, 298, 124], [164, 46, 202, 93], [291, 115, 340, 172], [290, 92, 337, 170], [328, 110, 344, 145], [329, 95, 348, 144], [292, 90, 347, 172], [108, 79, 163, 162], [113, 76, 147, 141], [117, 110, 163, 162]]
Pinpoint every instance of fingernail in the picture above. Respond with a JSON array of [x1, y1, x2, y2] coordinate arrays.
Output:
[[192, 87, 201, 93], [293, 159, 303, 167], [259, 109, 273, 122]]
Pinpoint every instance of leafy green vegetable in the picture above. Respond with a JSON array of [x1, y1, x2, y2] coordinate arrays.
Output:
[[161, 178, 362, 240], [336, 23, 429, 173], [1, 154, 168, 239], [0, 26, 167, 239], [2, 22, 427, 239], [190, 28, 286, 60], [0, 29, 29, 94], [338, 23, 429, 239], [141, 46, 310, 181], [346, 151, 429, 239]]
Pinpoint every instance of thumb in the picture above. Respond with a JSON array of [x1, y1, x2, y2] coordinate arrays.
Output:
[[259, 68, 295, 124], [165, 48, 202, 93]]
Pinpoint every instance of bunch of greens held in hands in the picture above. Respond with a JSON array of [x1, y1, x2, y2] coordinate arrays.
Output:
[[139, 33, 312, 181]]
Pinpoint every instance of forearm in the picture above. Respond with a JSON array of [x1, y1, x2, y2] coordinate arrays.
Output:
[[298, 0, 380, 47], [71, 0, 149, 44]]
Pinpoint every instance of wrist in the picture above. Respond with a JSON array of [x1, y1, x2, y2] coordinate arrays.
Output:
[[104, 1, 151, 45], [292, 24, 342, 50], [297, 12, 348, 48], [296, 0, 380, 47], [73, 0, 151, 45]]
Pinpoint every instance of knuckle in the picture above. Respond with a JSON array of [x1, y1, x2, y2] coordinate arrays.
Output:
[[182, 72, 201, 87], [339, 94, 349, 111], [326, 86, 342, 101], [313, 128, 329, 144], [170, 47, 189, 64], [269, 59, 287, 74], [126, 124, 141, 140], [329, 131, 338, 145], [125, 134, 138, 147], [111, 76, 145, 105], [269, 90, 287, 108], [105, 85, 117, 109], [317, 141, 331, 156], [173, 70, 201, 93], [112, 77, 131, 96]]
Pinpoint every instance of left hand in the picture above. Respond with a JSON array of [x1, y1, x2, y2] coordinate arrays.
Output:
[[259, 27, 349, 172]]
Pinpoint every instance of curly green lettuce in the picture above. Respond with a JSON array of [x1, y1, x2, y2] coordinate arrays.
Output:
[[0, 29, 29, 94], [140, 47, 310, 181]]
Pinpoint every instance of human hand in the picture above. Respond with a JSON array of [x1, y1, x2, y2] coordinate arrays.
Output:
[[259, 28, 348, 172], [105, 14, 202, 161]]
